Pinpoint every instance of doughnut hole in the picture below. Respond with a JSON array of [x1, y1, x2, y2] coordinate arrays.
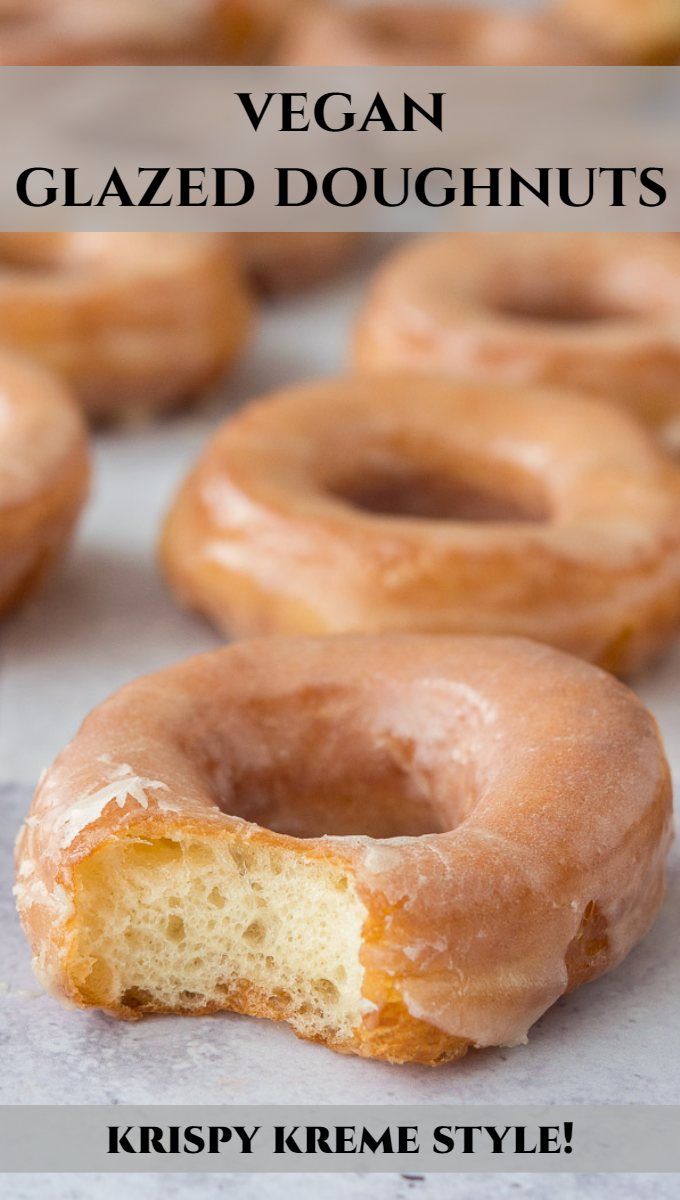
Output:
[[71, 835, 367, 1042], [492, 288, 635, 326], [325, 427, 553, 525], [0, 234, 74, 271], [330, 464, 549, 523], [470, 249, 676, 329]]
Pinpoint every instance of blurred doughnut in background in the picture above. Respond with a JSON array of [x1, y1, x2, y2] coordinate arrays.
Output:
[[0, 233, 253, 422], [239, 233, 364, 294], [160, 374, 680, 675], [279, 2, 606, 66], [0, 1, 669, 68], [0, 0, 302, 64], [0, 349, 89, 617], [558, 0, 680, 65], [354, 234, 680, 451]]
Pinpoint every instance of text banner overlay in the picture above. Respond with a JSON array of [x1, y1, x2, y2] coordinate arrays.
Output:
[[0, 66, 678, 231], [1, 1106, 680, 1172]]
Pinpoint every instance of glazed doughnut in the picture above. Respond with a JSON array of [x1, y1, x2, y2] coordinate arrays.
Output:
[[15, 634, 672, 1065], [355, 234, 680, 448], [215, 0, 318, 64], [160, 375, 680, 676], [0, 0, 205, 64], [0, 233, 252, 423], [558, 0, 680, 64], [0, 0, 288, 64], [239, 233, 363, 295], [280, 3, 603, 66], [0, 350, 89, 617]]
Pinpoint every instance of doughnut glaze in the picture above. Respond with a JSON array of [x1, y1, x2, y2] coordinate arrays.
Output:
[[0, 233, 253, 422], [240, 233, 363, 295], [559, 0, 680, 63], [160, 374, 680, 675], [15, 635, 672, 1064], [0, 350, 89, 617], [355, 234, 680, 447], [280, 2, 604, 66], [0, 0, 288, 64]]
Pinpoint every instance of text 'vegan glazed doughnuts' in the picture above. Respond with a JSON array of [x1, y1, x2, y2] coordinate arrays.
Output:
[[0, 350, 89, 617], [354, 234, 680, 448], [280, 2, 603, 66], [0, 233, 252, 422], [15, 634, 672, 1065], [558, 0, 680, 64], [160, 375, 680, 676]]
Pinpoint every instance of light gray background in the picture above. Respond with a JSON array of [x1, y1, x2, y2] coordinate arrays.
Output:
[[4, 1173, 680, 1199]]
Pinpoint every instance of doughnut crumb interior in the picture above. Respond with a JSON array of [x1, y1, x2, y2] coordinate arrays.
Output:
[[73, 834, 367, 1044]]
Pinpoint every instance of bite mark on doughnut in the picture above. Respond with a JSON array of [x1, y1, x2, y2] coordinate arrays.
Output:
[[15, 636, 673, 1064], [69, 834, 368, 1046]]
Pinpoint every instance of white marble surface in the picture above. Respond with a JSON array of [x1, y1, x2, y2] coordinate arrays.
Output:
[[2, 1174, 679, 1200]]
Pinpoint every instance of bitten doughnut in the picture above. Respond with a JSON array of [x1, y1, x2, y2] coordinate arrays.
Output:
[[0, 233, 252, 422], [239, 233, 363, 295], [558, 0, 680, 63], [280, 3, 602, 66], [0, 0, 289, 64], [15, 635, 672, 1065], [0, 350, 89, 617], [160, 375, 680, 676], [355, 234, 680, 448]]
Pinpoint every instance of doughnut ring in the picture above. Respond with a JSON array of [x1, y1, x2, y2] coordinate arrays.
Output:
[[160, 374, 680, 676], [15, 634, 672, 1065], [355, 234, 680, 448], [279, 3, 603, 66], [558, 0, 680, 64], [0, 350, 89, 618], [0, 0, 283, 64], [0, 233, 252, 423], [239, 233, 363, 295]]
